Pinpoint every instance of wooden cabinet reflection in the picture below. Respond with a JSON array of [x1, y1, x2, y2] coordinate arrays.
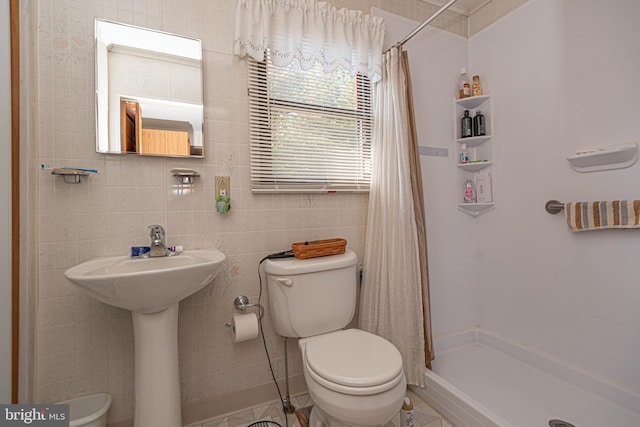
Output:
[[121, 100, 140, 153], [120, 100, 191, 157]]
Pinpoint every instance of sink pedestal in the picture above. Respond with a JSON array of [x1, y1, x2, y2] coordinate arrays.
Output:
[[64, 248, 226, 427], [133, 303, 182, 427]]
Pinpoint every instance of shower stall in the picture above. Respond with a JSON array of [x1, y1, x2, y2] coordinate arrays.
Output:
[[377, 0, 640, 425]]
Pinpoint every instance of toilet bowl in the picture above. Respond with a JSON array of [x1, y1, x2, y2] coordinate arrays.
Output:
[[300, 329, 406, 427], [264, 250, 407, 427]]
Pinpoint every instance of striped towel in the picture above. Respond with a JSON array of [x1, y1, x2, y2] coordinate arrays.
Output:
[[565, 200, 640, 231]]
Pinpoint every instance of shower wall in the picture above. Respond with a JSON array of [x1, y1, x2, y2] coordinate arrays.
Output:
[[470, 0, 640, 393], [382, 0, 640, 398]]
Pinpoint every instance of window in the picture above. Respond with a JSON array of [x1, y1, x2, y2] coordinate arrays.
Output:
[[247, 52, 373, 192]]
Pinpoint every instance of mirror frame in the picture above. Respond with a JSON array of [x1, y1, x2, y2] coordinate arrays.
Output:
[[94, 19, 205, 157]]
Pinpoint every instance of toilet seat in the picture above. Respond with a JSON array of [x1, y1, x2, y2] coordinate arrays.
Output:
[[302, 329, 404, 395]]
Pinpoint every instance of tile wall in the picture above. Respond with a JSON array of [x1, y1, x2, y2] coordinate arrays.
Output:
[[469, 0, 530, 36], [32, 0, 467, 424]]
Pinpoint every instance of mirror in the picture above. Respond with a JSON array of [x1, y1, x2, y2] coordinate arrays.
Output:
[[95, 19, 204, 157]]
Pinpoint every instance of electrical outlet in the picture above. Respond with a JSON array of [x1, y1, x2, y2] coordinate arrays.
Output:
[[215, 176, 230, 197]]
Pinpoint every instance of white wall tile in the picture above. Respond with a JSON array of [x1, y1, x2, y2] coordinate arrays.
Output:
[[34, 0, 469, 424]]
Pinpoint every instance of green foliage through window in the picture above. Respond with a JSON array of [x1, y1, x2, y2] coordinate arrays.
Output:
[[248, 52, 373, 192]]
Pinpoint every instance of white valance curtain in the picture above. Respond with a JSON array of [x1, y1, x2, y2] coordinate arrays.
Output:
[[234, 0, 385, 82]]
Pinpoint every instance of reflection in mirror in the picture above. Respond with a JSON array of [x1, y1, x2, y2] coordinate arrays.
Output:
[[95, 19, 204, 157]]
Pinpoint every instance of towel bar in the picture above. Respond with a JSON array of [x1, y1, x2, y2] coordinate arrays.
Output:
[[545, 200, 564, 214]]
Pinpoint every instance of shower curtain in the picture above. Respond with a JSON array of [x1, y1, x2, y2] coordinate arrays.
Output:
[[358, 46, 433, 387]]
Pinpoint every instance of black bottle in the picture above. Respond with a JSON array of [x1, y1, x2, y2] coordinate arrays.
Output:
[[473, 110, 486, 136], [461, 110, 472, 138]]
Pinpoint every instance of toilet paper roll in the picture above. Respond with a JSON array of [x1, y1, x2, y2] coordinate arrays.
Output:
[[231, 313, 259, 343]]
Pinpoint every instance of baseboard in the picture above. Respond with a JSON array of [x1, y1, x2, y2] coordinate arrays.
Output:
[[107, 374, 307, 427], [431, 328, 477, 354], [182, 374, 307, 426]]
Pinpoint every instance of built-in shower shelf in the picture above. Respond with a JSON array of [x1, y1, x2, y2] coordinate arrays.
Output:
[[457, 202, 495, 216], [456, 94, 491, 110], [566, 143, 637, 172], [454, 94, 495, 216], [457, 161, 492, 172], [456, 135, 491, 147]]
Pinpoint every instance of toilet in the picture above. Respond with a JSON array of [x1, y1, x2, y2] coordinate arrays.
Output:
[[264, 250, 406, 427]]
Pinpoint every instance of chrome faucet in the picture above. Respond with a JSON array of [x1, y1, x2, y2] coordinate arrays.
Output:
[[148, 225, 167, 257]]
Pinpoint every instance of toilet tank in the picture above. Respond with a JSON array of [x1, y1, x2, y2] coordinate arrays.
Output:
[[264, 250, 357, 338]]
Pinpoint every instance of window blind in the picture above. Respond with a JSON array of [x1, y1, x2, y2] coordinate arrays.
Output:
[[247, 54, 373, 193]]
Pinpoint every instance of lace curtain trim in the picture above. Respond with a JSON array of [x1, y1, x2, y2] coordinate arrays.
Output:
[[234, 0, 385, 82]]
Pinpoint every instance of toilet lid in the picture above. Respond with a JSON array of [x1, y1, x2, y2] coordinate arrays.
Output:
[[304, 329, 404, 388]]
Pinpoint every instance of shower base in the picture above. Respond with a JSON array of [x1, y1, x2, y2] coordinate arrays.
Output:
[[412, 328, 640, 427]]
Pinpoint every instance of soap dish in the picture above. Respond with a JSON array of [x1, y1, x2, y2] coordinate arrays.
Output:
[[171, 168, 200, 184], [51, 168, 90, 183]]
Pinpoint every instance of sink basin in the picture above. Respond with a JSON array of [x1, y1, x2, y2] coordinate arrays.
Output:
[[65, 248, 225, 313]]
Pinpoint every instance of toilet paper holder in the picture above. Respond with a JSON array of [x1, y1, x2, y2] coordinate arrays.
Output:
[[225, 295, 264, 329]]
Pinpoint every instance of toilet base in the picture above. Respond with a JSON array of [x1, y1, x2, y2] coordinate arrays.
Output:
[[308, 404, 339, 427], [309, 403, 401, 427], [304, 370, 406, 427], [308, 405, 352, 427]]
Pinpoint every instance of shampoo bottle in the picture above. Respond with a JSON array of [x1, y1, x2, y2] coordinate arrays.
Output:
[[458, 68, 470, 99], [461, 110, 472, 138], [473, 110, 486, 136], [472, 75, 483, 96]]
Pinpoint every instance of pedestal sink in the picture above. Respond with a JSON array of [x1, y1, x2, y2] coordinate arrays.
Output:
[[65, 249, 226, 427]]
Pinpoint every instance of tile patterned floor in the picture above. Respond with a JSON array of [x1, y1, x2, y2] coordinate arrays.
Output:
[[189, 389, 453, 427]]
